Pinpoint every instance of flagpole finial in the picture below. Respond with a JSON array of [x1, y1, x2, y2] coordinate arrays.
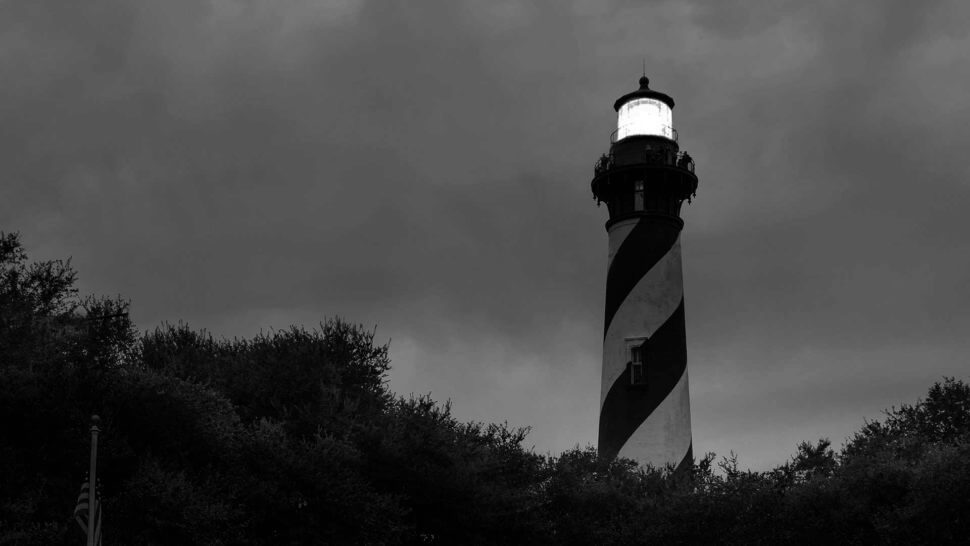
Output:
[[90, 415, 100, 432]]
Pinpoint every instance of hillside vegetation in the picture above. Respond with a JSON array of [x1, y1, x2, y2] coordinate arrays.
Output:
[[1, 231, 968, 545]]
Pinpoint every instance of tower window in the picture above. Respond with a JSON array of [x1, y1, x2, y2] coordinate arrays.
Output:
[[629, 343, 647, 387], [634, 181, 644, 211]]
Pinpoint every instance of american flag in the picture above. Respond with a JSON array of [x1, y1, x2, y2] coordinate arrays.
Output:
[[73, 477, 103, 545]]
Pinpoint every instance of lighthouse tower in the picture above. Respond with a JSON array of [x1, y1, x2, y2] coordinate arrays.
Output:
[[591, 76, 698, 471]]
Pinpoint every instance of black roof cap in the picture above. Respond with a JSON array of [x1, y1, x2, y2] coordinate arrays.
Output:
[[613, 76, 675, 111]]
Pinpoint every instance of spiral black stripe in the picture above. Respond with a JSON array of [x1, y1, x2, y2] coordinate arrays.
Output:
[[598, 299, 687, 462], [603, 216, 682, 337]]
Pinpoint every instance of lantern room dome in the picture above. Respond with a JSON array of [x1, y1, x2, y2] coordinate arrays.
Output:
[[612, 76, 675, 111]]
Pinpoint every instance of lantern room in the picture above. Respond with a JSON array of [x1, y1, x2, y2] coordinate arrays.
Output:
[[612, 76, 676, 142]]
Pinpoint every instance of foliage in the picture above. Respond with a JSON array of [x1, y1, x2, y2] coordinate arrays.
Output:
[[138, 320, 392, 436], [2, 230, 969, 544]]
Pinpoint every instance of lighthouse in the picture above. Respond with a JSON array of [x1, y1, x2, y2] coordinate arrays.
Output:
[[591, 76, 698, 471]]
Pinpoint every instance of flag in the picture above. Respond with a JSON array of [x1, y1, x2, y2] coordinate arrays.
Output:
[[73, 478, 103, 545]]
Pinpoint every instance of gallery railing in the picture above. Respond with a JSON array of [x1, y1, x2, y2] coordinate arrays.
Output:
[[594, 149, 695, 177], [610, 125, 678, 144]]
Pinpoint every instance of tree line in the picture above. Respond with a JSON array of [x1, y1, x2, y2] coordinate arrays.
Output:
[[1, 231, 968, 545]]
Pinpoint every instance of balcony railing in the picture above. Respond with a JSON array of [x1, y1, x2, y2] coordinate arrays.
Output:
[[594, 149, 695, 176], [610, 125, 678, 144]]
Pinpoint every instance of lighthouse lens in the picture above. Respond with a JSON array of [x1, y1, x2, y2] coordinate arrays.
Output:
[[616, 98, 673, 141]]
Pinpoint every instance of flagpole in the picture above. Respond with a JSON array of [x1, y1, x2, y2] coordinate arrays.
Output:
[[87, 415, 100, 546]]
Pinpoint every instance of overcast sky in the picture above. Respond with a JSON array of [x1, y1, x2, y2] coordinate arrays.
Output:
[[4, 0, 969, 469]]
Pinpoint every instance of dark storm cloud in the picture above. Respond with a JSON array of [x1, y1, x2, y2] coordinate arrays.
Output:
[[3, 0, 969, 468]]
